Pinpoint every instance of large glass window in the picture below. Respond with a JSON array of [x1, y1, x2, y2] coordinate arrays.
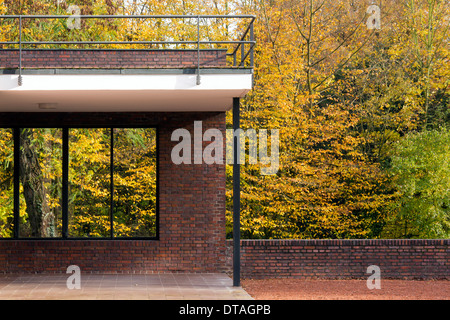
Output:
[[0, 127, 158, 240], [0, 129, 14, 238]]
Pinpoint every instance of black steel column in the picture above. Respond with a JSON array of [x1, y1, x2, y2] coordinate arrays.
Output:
[[233, 97, 241, 287]]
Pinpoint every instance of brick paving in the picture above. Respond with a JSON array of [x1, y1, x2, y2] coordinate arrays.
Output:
[[0, 273, 253, 300]]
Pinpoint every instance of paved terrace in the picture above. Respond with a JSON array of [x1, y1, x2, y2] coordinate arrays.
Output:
[[0, 273, 253, 300]]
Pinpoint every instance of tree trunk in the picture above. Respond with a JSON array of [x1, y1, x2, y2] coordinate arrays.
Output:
[[19, 129, 49, 237]]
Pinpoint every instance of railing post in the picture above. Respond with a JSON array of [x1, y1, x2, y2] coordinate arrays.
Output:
[[18, 15, 23, 86], [240, 37, 245, 67], [250, 21, 254, 67], [196, 15, 201, 85]]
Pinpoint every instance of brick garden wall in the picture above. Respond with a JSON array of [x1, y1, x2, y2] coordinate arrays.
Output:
[[225, 239, 449, 280], [0, 49, 227, 69], [0, 112, 227, 273]]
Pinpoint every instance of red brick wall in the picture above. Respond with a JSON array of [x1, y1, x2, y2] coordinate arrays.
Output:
[[0, 112, 227, 273], [0, 49, 227, 69], [225, 239, 449, 280]]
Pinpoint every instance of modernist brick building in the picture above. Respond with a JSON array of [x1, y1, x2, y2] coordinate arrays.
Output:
[[0, 15, 254, 281]]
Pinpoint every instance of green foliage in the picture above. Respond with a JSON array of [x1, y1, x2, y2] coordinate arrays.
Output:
[[383, 128, 450, 238]]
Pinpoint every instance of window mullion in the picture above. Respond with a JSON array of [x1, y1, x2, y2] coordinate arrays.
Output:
[[13, 128, 20, 239], [110, 127, 114, 239], [62, 128, 69, 239]]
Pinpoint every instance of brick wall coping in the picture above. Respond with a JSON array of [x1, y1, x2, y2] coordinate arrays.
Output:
[[7, 239, 447, 245], [231, 239, 450, 246], [0, 48, 227, 54], [0, 68, 252, 75], [0, 48, 228, 52], [2, 239, 444, 245], [0, 239, 158, 243]]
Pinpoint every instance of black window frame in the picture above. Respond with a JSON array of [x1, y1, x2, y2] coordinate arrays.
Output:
[[0, 126, 159, 240]]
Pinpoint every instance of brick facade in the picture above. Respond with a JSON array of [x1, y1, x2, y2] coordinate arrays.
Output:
[[0, 47, 229, 274], [0, 112, 227, 273], [0, 49, 227, 69], [225, 239, 449, 280]]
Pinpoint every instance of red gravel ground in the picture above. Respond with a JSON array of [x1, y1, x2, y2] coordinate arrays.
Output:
[[241, 279, 450, 300]]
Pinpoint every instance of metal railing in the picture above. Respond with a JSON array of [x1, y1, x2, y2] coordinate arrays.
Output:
[[0, 14, 256, 86]]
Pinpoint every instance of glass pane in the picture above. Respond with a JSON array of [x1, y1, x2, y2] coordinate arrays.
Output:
[[68, 128, 111, 237], [113, 128, 157, 237], [0, 128, 14, 238], [19, 128, 62, 238]]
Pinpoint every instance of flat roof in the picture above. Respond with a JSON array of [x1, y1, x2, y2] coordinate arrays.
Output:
[[0, 68, 253, 112]]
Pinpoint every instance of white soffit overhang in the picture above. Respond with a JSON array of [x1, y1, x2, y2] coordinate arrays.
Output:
[[0, 69, 253, 112]]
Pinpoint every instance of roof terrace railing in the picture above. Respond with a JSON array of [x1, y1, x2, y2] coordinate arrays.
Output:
[[0, 14, 256, 86]]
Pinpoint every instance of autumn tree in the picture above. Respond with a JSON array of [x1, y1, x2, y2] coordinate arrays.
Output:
[[226, 0, 448, 239], [404, 0, 450, 129], [224, 0, 397, 239], [383, 128, 450, 238]]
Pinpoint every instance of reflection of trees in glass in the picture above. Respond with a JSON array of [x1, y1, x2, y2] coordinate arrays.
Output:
[[114, 128, 157, 237], [0, 127, 157, 238], [19, 128, 62, 238], [0, 129, 14, 238], [68, 128, 157, 238], [69, 128, 111, 238]]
